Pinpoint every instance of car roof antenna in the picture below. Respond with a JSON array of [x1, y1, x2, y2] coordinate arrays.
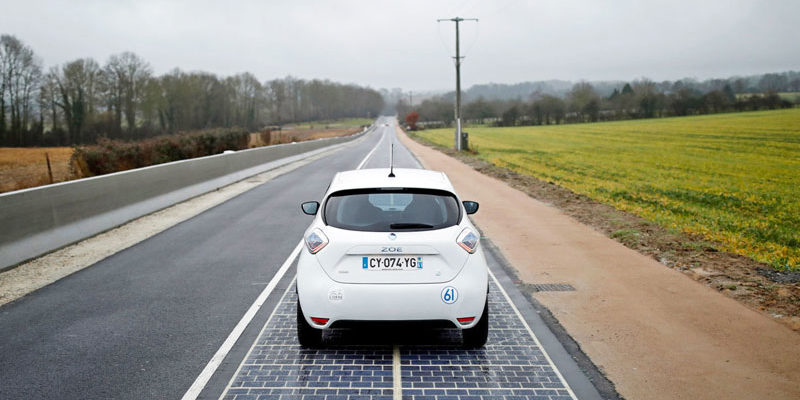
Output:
[[388, 143, 396, 178]]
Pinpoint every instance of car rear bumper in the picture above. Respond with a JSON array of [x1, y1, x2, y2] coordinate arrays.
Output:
[[296, 248, 488, 329]]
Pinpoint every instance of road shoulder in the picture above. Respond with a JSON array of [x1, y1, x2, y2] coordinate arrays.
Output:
[[397, 126, 800, 400]]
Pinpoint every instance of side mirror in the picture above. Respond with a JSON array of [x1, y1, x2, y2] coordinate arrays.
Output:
[[462, 201, 479, 215], [301, 201, 319, 215]]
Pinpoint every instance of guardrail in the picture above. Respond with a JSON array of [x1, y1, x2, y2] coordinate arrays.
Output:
[[0, 128, 371, 271]]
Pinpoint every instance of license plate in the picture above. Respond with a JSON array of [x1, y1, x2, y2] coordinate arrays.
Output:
[[362, 256, 423, 270]]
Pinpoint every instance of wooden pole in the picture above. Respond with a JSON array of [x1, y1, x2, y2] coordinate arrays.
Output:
[[45, 152, 54, 184]]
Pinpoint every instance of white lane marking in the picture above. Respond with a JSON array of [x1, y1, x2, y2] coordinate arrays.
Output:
[[488, 269, 578, 400], [393, 345, 402, 400], [181, 241, 303, 400], [217, 276, 298, 400], [390, 122, 422, 169], [356, 128, 385, 169]]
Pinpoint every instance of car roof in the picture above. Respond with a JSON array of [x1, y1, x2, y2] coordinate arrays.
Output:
[[328, 168, 456, 193]]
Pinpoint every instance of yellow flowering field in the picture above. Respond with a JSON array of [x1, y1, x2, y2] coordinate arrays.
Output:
[[414, 109, 800, 270]]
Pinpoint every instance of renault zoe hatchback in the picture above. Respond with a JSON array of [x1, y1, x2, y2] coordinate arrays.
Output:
[[297, 168, 489, 348]]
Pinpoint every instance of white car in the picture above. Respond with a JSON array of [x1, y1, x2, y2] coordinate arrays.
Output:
[[297, 168, 489, 348]]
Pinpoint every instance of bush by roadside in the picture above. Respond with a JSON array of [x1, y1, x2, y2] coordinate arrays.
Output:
[[3, 125, 362, 191], [71, 128, 251, 177]]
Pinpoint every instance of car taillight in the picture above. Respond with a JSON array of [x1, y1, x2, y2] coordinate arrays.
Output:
[[457, 317, 475, 325], [456, 228, 479, 253], [310, 317, 329, 325], [305, 228, 329, 254]]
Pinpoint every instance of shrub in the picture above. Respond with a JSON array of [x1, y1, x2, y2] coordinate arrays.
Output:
[[72, 128, 250, 176]]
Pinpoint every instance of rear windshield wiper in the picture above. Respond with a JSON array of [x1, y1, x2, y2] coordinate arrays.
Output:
[[389, 223, 434, 229]]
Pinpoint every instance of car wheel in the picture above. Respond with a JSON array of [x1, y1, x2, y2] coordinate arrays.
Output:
[[462, 299, 489, 348], [297, 301, 323, 348]]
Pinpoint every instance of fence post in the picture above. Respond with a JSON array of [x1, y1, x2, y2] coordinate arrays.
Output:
[[45, 152, 54, 184]]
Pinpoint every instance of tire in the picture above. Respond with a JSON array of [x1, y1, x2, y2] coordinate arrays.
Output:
[[462, 299, 489, 348], [297, 301, 323, 348]]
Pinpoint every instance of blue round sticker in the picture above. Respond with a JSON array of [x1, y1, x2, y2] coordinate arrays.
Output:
[[441, 286, 458, 304]]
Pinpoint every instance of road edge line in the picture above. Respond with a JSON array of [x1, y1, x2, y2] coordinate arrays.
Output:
[[488, 268, 579, 400], [216, 275, 299, 400], [357, 128, 384, 169], [180, 240, 303, 400]]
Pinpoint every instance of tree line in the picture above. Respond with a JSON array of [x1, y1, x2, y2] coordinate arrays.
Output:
[[0, 34, 384, 147], [460, 72, 800, 102], [398, 74, 798, 128]]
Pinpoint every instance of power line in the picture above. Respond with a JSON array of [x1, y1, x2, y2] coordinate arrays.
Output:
[[437, 17, 478, 151]]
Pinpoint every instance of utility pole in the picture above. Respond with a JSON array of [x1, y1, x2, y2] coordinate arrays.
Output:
[[438, 16, 478, 151], [408, 91, 413, 107]]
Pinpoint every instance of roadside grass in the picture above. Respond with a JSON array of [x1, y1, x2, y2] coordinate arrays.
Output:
[[0, 147, 75, 193], [253, 127, 361, 147], [611, 228, 641, 245], [412, 109, 800, 270], [283, 118, 373, 130], [330, 118, 374, 127]]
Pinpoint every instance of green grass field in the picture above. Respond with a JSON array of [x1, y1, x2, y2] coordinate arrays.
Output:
[[413, 109, 800, 270]]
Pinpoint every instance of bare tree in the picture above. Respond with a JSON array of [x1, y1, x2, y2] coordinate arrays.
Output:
[[226, 72, 264, 130], [104, 52, 152, 137], [568, 82, 600, 122], [1, 34, 42, 145], [758, 73, 787, 92], [538, 95, 566, 124], [633, 79, 663, 118], [40, 70, 61, 137], [267, 79, 287, 125], [52, 58, 102, 144]]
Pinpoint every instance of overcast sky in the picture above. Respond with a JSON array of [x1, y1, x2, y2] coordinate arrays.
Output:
[[2, 0, 799, 91]]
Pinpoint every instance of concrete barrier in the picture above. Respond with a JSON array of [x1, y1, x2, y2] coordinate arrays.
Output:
[[0, 130, 369, 271]]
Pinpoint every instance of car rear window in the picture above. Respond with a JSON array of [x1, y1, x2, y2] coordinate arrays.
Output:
[[324, 188, 460, 232]]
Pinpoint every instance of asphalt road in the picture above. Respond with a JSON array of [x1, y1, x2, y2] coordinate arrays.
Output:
[[0, 118, 390, 399], [0, 117, 601, 400]]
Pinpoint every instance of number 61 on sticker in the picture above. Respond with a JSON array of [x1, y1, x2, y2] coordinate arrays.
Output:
[[441, 286, 458, 304]]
